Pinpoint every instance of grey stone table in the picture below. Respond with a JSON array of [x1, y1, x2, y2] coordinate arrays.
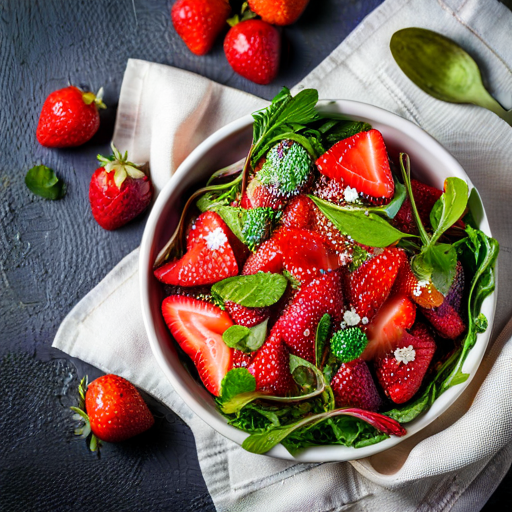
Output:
[[0, 1, 510, 511]]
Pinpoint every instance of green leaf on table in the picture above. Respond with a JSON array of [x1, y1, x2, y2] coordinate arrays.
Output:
[[212, 273, 288, 308], [222, 319, 268, 353], [310, 196, 414, 247], [25, 165, 66, 200]]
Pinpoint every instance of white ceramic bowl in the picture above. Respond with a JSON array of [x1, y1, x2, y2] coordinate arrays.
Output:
[[140, 100, 497, 462]]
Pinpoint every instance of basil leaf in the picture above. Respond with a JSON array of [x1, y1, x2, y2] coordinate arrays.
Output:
[[223, 319, 269, 353], [25, 165, 66, 200], [430, 177, 468, 244], [315, 314, 331, 368], [413, 243, 458, 295], [213, 206, 246, 242], [212, 273, 288, 307], [310, 196, 414, 247], [219, 368, 256, 403]]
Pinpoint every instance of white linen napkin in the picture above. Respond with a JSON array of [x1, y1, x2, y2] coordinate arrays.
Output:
[[54, 0, 512, 510]]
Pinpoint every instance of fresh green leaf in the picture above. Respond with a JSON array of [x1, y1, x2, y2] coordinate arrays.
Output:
[[349, 245, 370, 272], [219, 369, 256, 403], [222, 325, 251, 349], [475, 313, 488, 333], [315, 314, 332, 368], [430, 177, 469, 244], [214, 206, 246, 241], [283, 269, 301, 290], [289, 355, 325, 395], [222, 319, 268, 353], [212, 273, 288, 307], [413, 243, 458, 295], [322, 120, 372, 148], [311, 196, 414, 247], [25, 165, 66, 200]]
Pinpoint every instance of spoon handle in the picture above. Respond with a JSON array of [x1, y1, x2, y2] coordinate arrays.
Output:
[[474, 93, 512, 126]]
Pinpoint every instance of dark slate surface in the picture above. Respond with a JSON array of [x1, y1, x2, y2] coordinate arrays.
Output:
[[0, 0, 511, 511]]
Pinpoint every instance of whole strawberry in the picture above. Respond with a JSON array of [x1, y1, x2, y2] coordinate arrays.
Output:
[[89, 144, 152, 230], [36, 86, 106, 148], [248, 0, 309, 25], [71, 375, 154, 449], [224, 19, 280, 85], [172, 0, 231, 55]]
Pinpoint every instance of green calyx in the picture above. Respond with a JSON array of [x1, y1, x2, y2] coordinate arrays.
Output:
[[82, 87, 107, 110], [242, 207, 281, 251], [227, 1, 257, 27], [70, 375, 101, 453], [256, 140, 312, 196], [330, 327, 368, 363], [97, 142, 146, 189]]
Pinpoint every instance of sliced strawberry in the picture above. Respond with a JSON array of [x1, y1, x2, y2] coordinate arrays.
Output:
[[248, 331, 296, 396], [331, 359, 382, 411], [279, 228, 340, 283], [224, 300, 270, 328], [361, 294, 416, 361], [162, 296, 233, 396], [232, 349, 254, 369], [242, 236, 283, 275], [155, 212, 240, 286], [392, 249, 444, 309], [315, 129, 394, 203], [347, 247, 401, 323], [273, 271, 344, 363], [375, 323, 436, 404], [393, 179, 442, 235]]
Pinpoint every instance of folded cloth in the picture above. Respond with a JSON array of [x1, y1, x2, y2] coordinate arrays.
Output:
[[54, 0, 512, 510]]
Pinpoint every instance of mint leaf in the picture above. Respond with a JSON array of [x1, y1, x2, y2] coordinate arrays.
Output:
[[413, 243, 458, 295], [222, 320, 269, 353], [212, 273, 288, 307], [25, 165, 66, 200], [283, 269, 301, 290], [315, 314, 331, 368], [219, 369, 256, 403], [430, 177, 469, 243], [311, 196, 414, 247]]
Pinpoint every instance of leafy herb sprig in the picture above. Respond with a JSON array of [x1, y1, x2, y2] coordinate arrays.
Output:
[[400, 153, 468, 294]]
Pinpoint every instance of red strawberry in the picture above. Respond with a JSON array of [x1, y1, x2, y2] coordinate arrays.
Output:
[[361, 294, 416, 361], [224, 300, 270, 327], [312, 175, 348, 205], [162, 296, 233, 396], [37, 86, 106, 148], [248, 0, 310, 25], [375, 324, 436, 404], [273, 270, 344, 363], [242, 236, 283, 275], [83, 375, 154, 443], [280, 194, 316, 229], [171, 0, 231, 55], [241, 176, 288, 209], [233, 349, 254, 369], [311, 207, 349, 253], [392, 249, 444, 309], [393, 179, 442, 235], [331, 359, 382, 411], [279, 228, 340, 283], [444, 261, 465, 314], [154, 212, 239, 286], [315, 130, 394, 204], [224, 19, 280, 85], [248, 331, 296, 396], [89, 144, 152, 230], [347, 247, 401, 323]]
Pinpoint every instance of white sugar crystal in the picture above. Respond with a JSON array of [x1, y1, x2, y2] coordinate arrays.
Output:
[[413, 280, 429, 297], [394, 345, 416, 364], [343, 186, 359, 203], [204, 227, 227, 251], [343, 308, 361, 326]]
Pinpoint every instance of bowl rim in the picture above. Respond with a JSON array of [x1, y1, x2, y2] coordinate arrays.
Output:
[[139, 99, 497, 462]]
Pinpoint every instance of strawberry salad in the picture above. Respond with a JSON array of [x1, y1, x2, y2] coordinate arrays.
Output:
[[153, 88, 498, 455]]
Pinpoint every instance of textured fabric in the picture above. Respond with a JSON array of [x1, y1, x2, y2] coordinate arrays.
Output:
[[54, 0, 512, 510]]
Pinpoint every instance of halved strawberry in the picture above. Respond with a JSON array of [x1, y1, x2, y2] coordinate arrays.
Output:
[[361, 294, 416, 361], [375, 323, 436, 404], [331, 359, 382, 411], [155, 212, 239, 286], [248, 331, 296, 396], [224, 300, 270, 328], [347, 247, 401, 323], [392, 249, 444, 309], [273, 270, 344, 363], [242, 236, 283, 275], [392, 179, 442, 235], [162, 296, 233, 396], [279, 228, 340, 283], [315, 130, 394, 204]]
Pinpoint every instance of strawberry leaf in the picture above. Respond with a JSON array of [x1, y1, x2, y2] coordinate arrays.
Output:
[[25, 165, 66, 200], [222, 319, 268, 353], [315, 314, 332, 368], [212, 273, 288, 307]]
